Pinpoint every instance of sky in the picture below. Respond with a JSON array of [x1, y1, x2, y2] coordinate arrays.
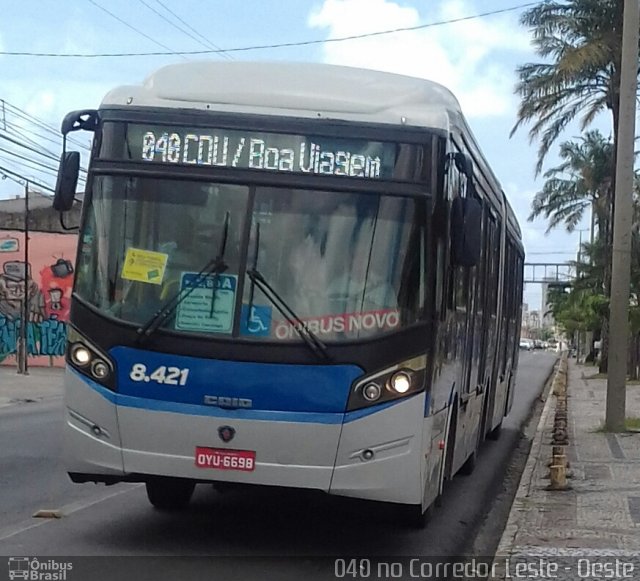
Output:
[[0, 0, 616, 311]]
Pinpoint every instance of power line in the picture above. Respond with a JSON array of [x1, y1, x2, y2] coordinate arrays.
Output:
[[154, 0, 233, 59], [0, 147, 64, 176], [0, 131, 60, 163], [3, 100, 66, 138], [136, 0, 232, 60], [0, 149, 86, 183], [0, 102, 90, 195], [86, 0, 187, 60], [5, 120, 69, 156], [3, 123, 60, 161], [0, 128, 88, 176], [0, 164, 55, 194], [0, 153, 60, 182], [1, 100, 90, 150], [1, 3, 538, 58], [0, 102, 89, 178]]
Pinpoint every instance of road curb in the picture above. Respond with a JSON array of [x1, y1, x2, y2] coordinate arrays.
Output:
[[494, 353, 568, 559]]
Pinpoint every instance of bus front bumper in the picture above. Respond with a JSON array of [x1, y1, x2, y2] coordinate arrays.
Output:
[[64, 369, 427, 504]]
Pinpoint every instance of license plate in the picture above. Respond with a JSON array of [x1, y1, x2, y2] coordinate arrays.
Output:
[[195, 446, 256, 471]]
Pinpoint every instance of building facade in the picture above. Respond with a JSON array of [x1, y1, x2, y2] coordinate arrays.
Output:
[[1, 192, 80, 367]]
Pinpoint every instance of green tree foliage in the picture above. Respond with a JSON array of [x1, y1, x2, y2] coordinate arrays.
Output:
[[511, 0, 625, 175], [512, 0, 637, 372], [528, 130, 614, 237], [530, 130, 614, 369]]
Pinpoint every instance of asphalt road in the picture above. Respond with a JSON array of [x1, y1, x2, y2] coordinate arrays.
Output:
[[0, 352, 556, 578]]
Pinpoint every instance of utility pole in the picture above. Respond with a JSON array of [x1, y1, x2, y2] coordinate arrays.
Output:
[[577, 228, 589, 264], [577, 228, 589, 360], [18, 180, 30, 375], [606, 0, 639, 432], [590, 201, 595, 249]]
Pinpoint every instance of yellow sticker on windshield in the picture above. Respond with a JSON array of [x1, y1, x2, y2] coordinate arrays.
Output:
[[121, 247, 168, 285]]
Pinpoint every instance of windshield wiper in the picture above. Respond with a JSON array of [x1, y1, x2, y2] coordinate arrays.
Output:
[[136, 213, 230, 342], [246, 267, 330, 362]]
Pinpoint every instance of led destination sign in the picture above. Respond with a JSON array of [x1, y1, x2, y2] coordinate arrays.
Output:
[[131, 125, 395, 179]]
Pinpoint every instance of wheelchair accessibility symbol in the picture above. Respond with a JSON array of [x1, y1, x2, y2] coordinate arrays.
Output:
[[240, 305, 272, 337]]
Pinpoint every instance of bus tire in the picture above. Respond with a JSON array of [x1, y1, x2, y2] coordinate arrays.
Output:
[[401, 503, 432, 529], [459, 450, 476, 475], [146, 477, 195, 510], [487, 421, 503, 441]]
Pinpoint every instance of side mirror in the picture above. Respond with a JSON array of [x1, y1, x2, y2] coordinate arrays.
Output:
[[53, 151, 80, 212], [451, 196, 482, 267], [453, 152, 473, 178]]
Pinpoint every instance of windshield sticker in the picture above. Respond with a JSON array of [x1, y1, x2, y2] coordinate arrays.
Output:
[[240, 305, 272, 337], [273, 309, 400, 340], [176, 273, 237, 334], [121, 247, 168, 285]]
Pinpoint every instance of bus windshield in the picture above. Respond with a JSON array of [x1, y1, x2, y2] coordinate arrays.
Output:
[[75, 175, 424, 342]]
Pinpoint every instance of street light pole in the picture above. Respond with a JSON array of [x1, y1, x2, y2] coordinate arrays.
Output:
[[606, 0, 639, 432]]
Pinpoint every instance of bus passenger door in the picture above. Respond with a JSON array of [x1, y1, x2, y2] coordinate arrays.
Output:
[[448, 169, 483, 474], [478, 214, 500, 438], [492, 242, 515, 431]]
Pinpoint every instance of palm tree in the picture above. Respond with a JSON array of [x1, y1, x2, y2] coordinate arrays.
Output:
[[529, 130, 613, 369], [528, 130, 614, 240], [512, 0, 638, 372], [511, 0, 625, 175]]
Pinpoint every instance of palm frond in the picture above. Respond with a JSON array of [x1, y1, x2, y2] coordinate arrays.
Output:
[[512, 0, 626, 171]]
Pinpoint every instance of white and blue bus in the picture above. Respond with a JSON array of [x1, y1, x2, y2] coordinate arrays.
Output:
[[53, 62, 524, 526]]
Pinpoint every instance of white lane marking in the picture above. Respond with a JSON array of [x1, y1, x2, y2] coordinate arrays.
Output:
[[0, 484, 142, 542]]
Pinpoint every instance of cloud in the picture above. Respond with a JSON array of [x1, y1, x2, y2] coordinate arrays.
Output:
[[24, 91, 56, 118], [307, 0, 533, 118], [3, 79, 113, 128]]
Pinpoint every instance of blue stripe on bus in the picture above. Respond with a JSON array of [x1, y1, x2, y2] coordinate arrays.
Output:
[[110, 346, 364, 414], [70, 367, 409, 424], [343, 395, 420, 422]]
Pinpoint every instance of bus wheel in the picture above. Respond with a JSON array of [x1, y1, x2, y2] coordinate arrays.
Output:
[[459, 450, 476, 475], [401, 503, 433, 529], [145, 477, 195, 510], [487, 421, 503, 441]]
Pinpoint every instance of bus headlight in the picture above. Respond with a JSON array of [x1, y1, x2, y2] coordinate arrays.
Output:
[[389, 371, 412, 394], [66, 327, 115, 389], [91, 360, 111, 380], [347, 355, 427, 411], [70, 344, 92, 367], [362, 382, 382, 402]]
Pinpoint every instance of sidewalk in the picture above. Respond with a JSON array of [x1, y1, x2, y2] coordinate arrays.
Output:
[[497, 357, 640, 561], [0, 365, 65, 407]]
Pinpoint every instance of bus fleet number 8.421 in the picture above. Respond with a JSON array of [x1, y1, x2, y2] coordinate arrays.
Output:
[[129, 364, 190, 386]]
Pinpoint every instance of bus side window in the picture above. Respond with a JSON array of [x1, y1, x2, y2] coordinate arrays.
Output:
[[435, 239, 446, 319], [444, 147, 464, 312]]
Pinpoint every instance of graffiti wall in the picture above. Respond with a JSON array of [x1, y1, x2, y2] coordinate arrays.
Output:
[[0, 231, 77, 367]]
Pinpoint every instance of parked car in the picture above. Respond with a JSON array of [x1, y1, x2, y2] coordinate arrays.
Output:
[[519, 338, 534, 351]]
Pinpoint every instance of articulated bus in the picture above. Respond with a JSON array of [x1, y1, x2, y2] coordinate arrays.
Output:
[[53, 62, 524, 527]]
